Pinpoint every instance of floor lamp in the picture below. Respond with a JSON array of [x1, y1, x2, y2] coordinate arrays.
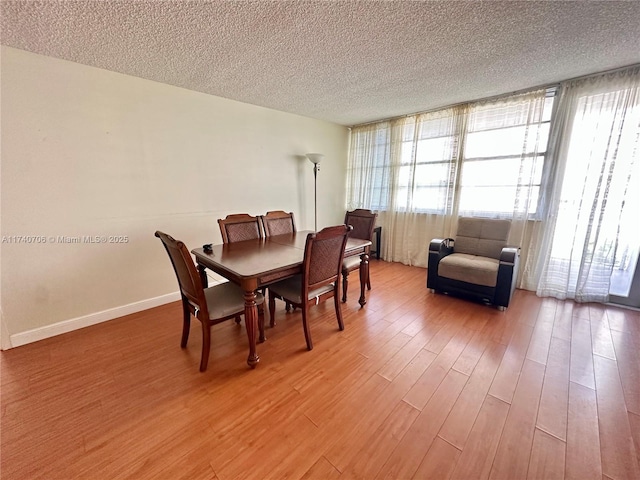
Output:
[[306, 153, 324, 231]]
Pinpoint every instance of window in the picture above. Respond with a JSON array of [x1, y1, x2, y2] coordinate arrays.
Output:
[[347, 88, 556, 218], [347, 122, 391, 211], [458, 93, 555, 217], [394, 110, 460, 213]]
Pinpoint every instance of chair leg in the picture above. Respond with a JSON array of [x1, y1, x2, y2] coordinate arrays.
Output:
[[235, 315, 242, 324], [334, 288, 344, 331], [366, 270, 371, 291], [258, 304, 266, 342], [181, 300, 191, 348], [269, 292, 277, 327], [285, 301, 291, 312], [341, 270, 349, 303], [199, 321, 211, 372], [301, 304, 313, 350]]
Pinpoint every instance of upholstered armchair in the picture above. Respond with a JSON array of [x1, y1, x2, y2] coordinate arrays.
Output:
[[427, 217, 520, 310]]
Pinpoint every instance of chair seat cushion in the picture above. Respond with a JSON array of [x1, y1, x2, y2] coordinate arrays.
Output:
[[438, 253, 499, 287], [342, 255, 361, 272], [203, 282, 264, 320], [269, 274, 335, 304]]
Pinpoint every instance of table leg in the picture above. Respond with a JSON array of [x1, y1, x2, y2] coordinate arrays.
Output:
[[197, 264, 208, 288], [358, 252, 369, 307], [243, 289, 260, 368]]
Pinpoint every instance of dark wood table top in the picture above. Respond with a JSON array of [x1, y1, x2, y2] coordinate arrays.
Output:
[[191, 230, 371, 283]]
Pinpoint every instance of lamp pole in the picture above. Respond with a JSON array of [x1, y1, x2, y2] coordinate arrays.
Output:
[[306, 153, 324, 232]]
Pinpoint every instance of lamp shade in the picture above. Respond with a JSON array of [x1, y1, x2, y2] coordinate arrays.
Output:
[[306, 153, 324, 165]]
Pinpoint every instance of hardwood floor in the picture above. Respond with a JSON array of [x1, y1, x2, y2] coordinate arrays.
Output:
[[2, 260, 639, 480]]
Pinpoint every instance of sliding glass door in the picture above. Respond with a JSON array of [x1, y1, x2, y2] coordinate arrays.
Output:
[[609, 177, 640, 307], [611, 265, 640, 308]]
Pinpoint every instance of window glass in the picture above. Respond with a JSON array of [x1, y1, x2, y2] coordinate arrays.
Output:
[[458, 94, 554, 217], [346, 89, 556, 217]]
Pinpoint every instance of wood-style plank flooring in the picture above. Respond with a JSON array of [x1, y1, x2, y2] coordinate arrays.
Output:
[[2, 260, 639, 479]]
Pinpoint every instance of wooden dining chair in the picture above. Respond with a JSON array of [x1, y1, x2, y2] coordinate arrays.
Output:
[[155, 231, 265, 371], [261, 210, 296, 237], [260, 210, 297, 313], [342, 209, 378, 302], [218, 213, 263, 243], [268, 224, 352, 350]]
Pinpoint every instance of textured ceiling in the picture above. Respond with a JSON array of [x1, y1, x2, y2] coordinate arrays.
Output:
[[2, 1, 640, 126]]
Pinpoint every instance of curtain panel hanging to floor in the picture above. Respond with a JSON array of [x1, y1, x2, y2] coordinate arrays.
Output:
[[531, 66, 640, 302]]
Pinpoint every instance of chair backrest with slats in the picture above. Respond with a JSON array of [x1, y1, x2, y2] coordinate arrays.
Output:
[[344, 209, 377, 242], [261, 210, 296, 236], [218, 213, 263, 243], [303, 225, 352, 290], [155, 231, 208, 318]]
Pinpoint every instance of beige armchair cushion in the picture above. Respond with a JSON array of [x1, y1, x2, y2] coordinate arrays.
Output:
[[438, 253, 500, 287], [454, 217, 511, 260]]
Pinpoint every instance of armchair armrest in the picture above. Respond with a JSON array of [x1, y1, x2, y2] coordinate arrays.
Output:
[[427, 238, 454, 290], [499, 246, 520, 265], [429, 238, 455, 256], [495, 246, 521, 308]]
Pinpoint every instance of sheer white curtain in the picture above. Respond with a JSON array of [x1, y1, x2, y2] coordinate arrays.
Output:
[[533, 67, 640, 302], [347, 108, 464, 265], [463, 90, 550, 288], [346, 121, 391, 209], [346, 89, 550, 273], [382, 109, 464, 266]]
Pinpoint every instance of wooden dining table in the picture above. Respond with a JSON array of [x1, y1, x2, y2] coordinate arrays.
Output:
[[191, 231, 372, 368]]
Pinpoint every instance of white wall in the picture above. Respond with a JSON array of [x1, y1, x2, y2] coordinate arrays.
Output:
[[0, 46, 349, 347]]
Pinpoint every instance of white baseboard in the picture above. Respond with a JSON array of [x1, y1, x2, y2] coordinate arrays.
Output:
[[8, 291, 182, 349], [5, 275, 226, 349]]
